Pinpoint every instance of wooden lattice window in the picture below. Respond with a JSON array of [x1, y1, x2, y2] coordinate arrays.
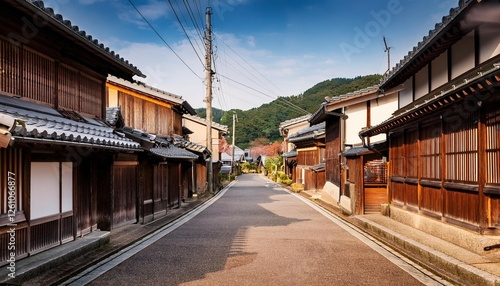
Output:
[[0, 37, 21, 95], [22, 48, 55, 104], [486, 105, 500, 185], [444, 111, 478, 183], [405, 129, 418, 178], [0, 148, 23, 220], [79, 73, 102, 116], [390, 133, 404, 177], [58, 64, 79, 111], [420, 121, 441, 180]]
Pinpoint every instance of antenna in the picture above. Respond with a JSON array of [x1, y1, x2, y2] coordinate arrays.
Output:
[[383, 36, 391, 74]]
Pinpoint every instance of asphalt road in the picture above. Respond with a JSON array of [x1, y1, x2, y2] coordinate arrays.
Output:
[[71, 174, 443, 286]]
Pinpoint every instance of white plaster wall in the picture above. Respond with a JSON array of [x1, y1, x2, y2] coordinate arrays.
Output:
[[414, 64, 429, 100], [479, 23, 500, 62], [61, 162, 73, 213], [184, 118, 221, 156], [431, 52, 448, 90], [345, 103, 366, 146], [31, 162, 60, 220], [370, 92, 398, 143], [399, 77, 413, 108], [452, 30, 475, 79], [286, 121, 309, 151]]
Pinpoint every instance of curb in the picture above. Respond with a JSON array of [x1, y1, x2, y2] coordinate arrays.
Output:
[[353, 216, 500, 286]]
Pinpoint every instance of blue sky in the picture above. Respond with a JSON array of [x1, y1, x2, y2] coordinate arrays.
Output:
[[45, 0, 456, 111]]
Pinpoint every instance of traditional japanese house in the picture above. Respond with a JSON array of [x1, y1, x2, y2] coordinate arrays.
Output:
[[0, 0, 144, 264], [182, 114, 228, 191], [359, 0, 500, 243], [278, 115, 311, 181], [309, 86, 398, 214], [287, 122, 326, 191], [106, 76, 202, 224]]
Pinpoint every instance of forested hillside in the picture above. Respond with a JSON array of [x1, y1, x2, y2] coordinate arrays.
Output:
[[196, 74, 381, 149]]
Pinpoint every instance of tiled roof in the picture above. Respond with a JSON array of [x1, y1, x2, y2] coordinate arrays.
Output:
[[183, 114, 229, 133], [380, 0, 474, 87], [309, 86, 378, 125], [150, 145, 198, 160], [0, 94, 141, 150], [172, 134, 210, 158], [324, 86, 379, 103], [120, 127, 198, 160], [107, 76, 196, 115], [20, 0, 144, 78], [310, 162, 325, 172], [106, 106, 123, 127], [282, 149, 297, 158], [288, 122, 325, 143], [361, 62, 500, 138], [278, 114, 311, 129], [342, 147, 372, 157]]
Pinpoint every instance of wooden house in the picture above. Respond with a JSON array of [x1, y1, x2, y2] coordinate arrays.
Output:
[[0, 0, 144, 264], [287, 122, 326, 191], [278, 115, 311, 181], [309, 86, 398, 214], [182, 114, 228, 192], [359, 0, 500, 239], [106, 76, 201, 224]]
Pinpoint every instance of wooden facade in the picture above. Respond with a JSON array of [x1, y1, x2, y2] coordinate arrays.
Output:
[[106, 77, 206, 223], [0, 0, 145, 265], [288, 123, 326, 190], [360, 0, 500, 234], [386, 92, 500, 232]]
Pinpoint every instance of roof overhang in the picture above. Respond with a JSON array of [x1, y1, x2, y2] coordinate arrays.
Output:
[[379, 0, 481, 90], [6, 0, 145, 80], [361, 61, 500, 138]]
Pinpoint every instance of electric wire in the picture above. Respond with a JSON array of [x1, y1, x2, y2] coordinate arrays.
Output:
[[165, 0, 204, 67], [218, 74, 310, 115], [127, 0, 202, 80]]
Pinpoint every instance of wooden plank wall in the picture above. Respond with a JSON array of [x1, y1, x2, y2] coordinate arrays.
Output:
[[325, 117, 341, 186], [388, 100, 500, 232], [112, 165, 137, 228], [0, 37, 104, 117], [118, 91, 179, 136]]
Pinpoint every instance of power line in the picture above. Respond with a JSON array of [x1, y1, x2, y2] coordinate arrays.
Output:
[[218, 73, 310, 115], [165, 0, 204, 67], [127, 0, 202, 80]]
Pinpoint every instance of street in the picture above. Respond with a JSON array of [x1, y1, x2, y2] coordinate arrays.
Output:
[[64, 174, 447, 286]]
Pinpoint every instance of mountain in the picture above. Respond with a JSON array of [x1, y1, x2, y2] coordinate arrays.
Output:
[[197, 74, 382, 149]]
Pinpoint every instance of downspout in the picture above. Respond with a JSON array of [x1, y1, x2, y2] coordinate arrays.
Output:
[[359, 132, 384, 157]]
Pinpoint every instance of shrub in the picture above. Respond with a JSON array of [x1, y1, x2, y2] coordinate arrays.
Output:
[[291, 183, 304, 193]]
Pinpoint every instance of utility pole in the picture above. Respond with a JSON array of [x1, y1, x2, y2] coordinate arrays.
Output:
[[231, 113, 237, 175], [383, 36, 391, 74], [205, 7, 213, 193]]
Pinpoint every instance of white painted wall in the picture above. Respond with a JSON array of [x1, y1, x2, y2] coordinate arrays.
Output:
[[399, 77, 413, 108], [451, 30, 475, 79], [479, 23, 500, 62], [345, 103, 366, 146], [184, 118, 222, 157], [414, 64, 429, 100], [61, 162, 73, 213], [370, 92, 398, 143], [286, 121, 309, 152], [31, 162, 60, 220], [431, 52, 448, 90]]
